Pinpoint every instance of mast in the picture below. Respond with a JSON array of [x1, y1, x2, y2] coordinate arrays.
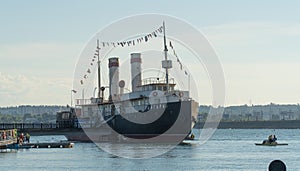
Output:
[[162, 21, 170, 92], [97, 39, 101, 99]]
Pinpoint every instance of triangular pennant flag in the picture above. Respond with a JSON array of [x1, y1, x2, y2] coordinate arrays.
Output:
[[169, 41, 173, 49], [158, 27, 163, 33]]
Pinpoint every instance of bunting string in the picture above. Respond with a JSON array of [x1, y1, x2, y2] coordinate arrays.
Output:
[[80, 25, 164, 86], [168, 40, 188, 76], [98, 25, 163, 48]]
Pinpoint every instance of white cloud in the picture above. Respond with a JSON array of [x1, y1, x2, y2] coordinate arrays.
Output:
[[0, 72, 72, 106], [0, 42, 81, 106]]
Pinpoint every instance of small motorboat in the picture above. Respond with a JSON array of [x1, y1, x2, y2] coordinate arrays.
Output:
[[255, 142, 288, 146], [255, 134, 288, 146]]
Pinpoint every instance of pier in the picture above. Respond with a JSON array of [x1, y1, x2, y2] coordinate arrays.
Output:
[[0, 123, 82, 135], [0, 122, 112, 142]]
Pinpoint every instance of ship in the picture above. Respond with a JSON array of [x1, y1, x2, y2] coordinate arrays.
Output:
[[74, 23, 199, 143]]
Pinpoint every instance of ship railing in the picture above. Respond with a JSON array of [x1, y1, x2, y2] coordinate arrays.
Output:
[[75, 98, 110, 105], [142, 77, 175, 85], [0, 123, 59, 129], [75, 99, 91, 105], [0, 123, 84, 129]]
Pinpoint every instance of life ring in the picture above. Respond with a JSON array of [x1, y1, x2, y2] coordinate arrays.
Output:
[[179, 92, 184, 97], [152, 91, 158, 96]]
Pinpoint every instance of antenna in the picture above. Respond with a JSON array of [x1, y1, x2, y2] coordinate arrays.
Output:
[[97, 39, 101, 99], [162, 21, 171, 93]]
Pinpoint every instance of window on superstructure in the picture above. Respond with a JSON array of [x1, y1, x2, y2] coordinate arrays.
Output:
[[163, 86, 167, 91], [170, 86, 174, 91], [62, 112, 69, 119], [158, 86, 162, 91]]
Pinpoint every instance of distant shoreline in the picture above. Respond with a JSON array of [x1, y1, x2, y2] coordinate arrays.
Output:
[[195, 120, 300, 129]]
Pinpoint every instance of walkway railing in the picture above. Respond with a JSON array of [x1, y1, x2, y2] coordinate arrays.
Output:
[[0, 123, 81, 130]]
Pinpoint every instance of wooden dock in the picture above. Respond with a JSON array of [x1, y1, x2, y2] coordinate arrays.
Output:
[[4, 142, 74, 149], [23, 142, 74, 148]]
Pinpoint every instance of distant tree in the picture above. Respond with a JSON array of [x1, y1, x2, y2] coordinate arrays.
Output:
[[23, 113, 32, 122]]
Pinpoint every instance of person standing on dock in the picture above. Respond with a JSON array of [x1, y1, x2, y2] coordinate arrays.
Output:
[[19, 133, 24, 144], [25, 133, 30, 143]]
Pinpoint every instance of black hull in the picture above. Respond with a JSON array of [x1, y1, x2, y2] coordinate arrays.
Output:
[[104, 100, 196, 139]]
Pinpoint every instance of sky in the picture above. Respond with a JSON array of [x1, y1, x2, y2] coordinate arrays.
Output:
[[1, 0, 300, 106]]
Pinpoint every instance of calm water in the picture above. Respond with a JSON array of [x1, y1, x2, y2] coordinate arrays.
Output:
[[0, 129, 299, 171]]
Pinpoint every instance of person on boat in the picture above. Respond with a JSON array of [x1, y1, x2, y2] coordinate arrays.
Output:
[[17, 137, 20, 145], [262, 134, 277, 145], [25, 133, 30, 143], [262, 139, 267, 144], [19, 133, 24, 144], [273, 135, 277, 142], [2, 132, 6, 140], [268, 134, 277, 143]]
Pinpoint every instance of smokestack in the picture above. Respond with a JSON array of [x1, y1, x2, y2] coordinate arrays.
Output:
[[130, 53, 142, 92], [108, 57, 119, 101]]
